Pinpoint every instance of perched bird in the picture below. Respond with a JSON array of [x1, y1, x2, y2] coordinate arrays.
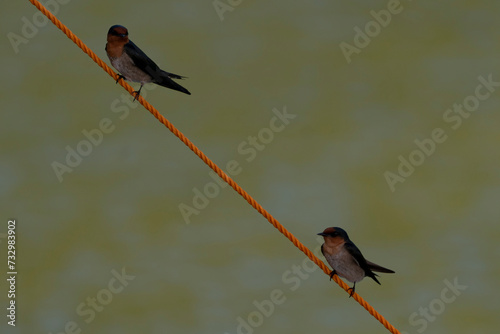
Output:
[[105, 25, 190, 100], [318, 227, 394, 297]]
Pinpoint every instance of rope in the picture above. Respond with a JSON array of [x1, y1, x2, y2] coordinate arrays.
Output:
[[28, 1, 400, 333]]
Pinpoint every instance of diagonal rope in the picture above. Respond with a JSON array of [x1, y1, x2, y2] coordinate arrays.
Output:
[[27, 1, 400, 333]]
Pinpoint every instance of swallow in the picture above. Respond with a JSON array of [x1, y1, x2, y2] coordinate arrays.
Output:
[[318, 227, 394, 297], [105, 25, 190, 100]]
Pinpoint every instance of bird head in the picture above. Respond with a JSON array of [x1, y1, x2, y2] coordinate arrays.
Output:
[[317, 227, 350, 241], [107, 25, 129, 43]]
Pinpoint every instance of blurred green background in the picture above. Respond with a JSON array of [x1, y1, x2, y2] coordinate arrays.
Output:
[[1, 0, 500, 333]]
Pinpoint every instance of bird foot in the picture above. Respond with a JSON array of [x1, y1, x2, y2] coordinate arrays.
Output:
[[347, 282, 356, 298], [329, 270, 337, 281], [132, 84, 144, 102], [133, 90, 140, 102], [115, 75, 125, 84]]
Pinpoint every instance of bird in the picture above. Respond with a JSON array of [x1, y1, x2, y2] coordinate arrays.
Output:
[[317, 227, 394, 297], [105, 25, 190, 100]]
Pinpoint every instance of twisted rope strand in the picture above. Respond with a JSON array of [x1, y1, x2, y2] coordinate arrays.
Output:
[[28, 1, 400, 333]]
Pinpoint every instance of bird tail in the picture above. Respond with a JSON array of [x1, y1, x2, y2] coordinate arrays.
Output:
[[156, 70, 191, 95], [163, 71, 187, 80], [366, 260, 395, 273], [367, 272, 381, 285]]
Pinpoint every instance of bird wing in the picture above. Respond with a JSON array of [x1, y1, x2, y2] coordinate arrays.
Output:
[[366, 260, 395, 273], [124, 40, 162, 80], [343, 241, 367, 267], [344, 241, 383, 284], [124, 41, 187, 81]]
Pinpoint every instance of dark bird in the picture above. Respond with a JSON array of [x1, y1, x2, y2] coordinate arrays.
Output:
[[318, 227, 394, 297], [105, 25, 190, 100]]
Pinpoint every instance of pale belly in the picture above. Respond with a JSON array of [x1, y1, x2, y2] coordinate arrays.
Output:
[[325, 248, 365, 283], [110, 53, 152, 84]]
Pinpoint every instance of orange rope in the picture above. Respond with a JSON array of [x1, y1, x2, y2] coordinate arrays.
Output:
[[28, 1, 400, 333]]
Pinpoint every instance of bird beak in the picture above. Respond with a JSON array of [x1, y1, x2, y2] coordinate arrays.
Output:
[[317, 232, 327, 236]]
